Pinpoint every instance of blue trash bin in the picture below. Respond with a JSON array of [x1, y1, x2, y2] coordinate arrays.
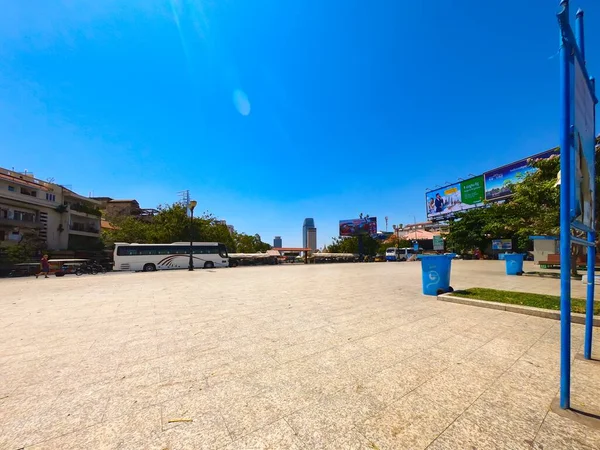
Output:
[[498, 253, 506, 261], [421, 254, 454, 296], [504, 253, 524, 275]]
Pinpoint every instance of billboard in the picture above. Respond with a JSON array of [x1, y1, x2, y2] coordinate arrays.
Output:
[[339, 217, 377, 237], [426, 176, 485, 220], [572, 57, 595, 229], [433, 235, 444, 251], [484, 149, 558, 201], [492, 239, 512, 250]]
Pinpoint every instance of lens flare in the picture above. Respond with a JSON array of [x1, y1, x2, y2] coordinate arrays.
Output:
[[233, 89, 251, 116]]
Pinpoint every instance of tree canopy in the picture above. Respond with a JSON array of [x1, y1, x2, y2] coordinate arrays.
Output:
[[446, 144, 599, 255], [102, 203, 270, 253]]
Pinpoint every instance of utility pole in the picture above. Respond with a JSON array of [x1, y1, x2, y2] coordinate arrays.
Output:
[[178, 190, 190, 215]]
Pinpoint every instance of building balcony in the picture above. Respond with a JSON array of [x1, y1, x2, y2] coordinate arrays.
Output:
[[69, 208, 101, 219], [0, 217, 42, 229], [69, 224, 100, 236], [67, 203, 102, 217]]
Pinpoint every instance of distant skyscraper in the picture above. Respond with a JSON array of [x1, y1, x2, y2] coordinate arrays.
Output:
[[302, 218, 317, 252], [307, 227, 317, 252], [274, 236, 282, 248]]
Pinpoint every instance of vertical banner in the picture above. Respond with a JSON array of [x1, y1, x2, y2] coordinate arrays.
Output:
[[572, 57, 596, 228]]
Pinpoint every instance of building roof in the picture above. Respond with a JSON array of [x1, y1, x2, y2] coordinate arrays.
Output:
[[108, 199, 139, 204], [398, 229, 438, 240], [62, 187, 101, 204], [229, 253, 274, 259], [0, 172, 50, 191], [101, 220, 117, 230], [272, 247, 313, 252]]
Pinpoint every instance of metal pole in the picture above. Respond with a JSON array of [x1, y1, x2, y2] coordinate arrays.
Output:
[[576, 9, 585, 62], [585, 231, 595, 358], [558, 0, 572, 410], [414, 215, 417, 241], [586, 75, 597, 359], [358, 235, 364, 261], [188, 208, 194, 271]]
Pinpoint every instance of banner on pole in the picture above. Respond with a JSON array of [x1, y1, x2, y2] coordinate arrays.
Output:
[[572, 56, 595, 229]]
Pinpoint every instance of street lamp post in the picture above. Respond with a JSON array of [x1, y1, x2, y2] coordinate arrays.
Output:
[[188, 200, 197, 271]]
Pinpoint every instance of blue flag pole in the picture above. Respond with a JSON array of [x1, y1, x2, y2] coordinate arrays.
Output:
[[558, 0, 572, 410]]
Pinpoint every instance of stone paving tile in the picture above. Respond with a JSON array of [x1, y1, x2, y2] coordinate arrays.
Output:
[[571, 357, 600, 415], [534, 410, 600, 449], [2, 262, 600, 449], [28, 405, 163, 450], [427, 415, 535, 450], [356, 391, 457, 449], [218, 390, 286, 440], [221, 419, 305, 450], [158, 394, 232, 449]]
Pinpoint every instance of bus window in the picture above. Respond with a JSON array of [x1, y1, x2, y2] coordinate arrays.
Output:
[[218, 244, 228, 258], [117, 247, 138, 256]]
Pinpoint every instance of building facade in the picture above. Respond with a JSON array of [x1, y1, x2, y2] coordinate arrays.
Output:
[[302, 218, 314, 249], [306, 228, 317, 252], [302, 218, 317, 253], [0, 168, 102, 251], [273, 236, 282, 248]]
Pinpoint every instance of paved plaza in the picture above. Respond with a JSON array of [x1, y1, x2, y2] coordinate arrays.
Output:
[[2, 261, 600, 449]]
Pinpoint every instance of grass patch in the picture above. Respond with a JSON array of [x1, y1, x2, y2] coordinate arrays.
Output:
[[450, 288, 600, 315]]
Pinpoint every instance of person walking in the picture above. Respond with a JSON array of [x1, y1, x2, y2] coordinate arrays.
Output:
[[35, 254, 50, 279]]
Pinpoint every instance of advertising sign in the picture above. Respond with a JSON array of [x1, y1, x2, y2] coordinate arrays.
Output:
[[492, 239, 512, 250], [426, 176, 485, 220], [339, 217, 377, 237], [572, 57, 595, 228], [433, 235, 444, 251], [484, 149, 558, 201]]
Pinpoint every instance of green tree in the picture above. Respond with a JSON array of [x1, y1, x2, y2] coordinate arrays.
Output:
[[102, 203, 270, 253], [494, 154, 560, 250], [326, 235, 380, 256], [446, 142, 600, 273], [446, 208, 494, 254], [102, 216, 152, 247], [232, 232, 271, 253], [1, 230, 47, 264]]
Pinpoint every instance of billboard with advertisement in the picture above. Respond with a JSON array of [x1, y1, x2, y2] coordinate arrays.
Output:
[[572, 57, 595, 229], [339, 217, 377, 237], [484, 149, 558, 201], [492, 239, 512, 250], [426, 176, 485, 220]]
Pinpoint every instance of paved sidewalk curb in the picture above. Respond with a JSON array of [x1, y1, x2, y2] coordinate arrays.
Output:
[[437, 293, 600, 327]]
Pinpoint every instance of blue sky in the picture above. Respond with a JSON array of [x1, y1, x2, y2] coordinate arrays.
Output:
[[1, 0, 599, 248]]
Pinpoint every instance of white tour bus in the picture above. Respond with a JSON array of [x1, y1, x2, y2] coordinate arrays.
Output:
[[113, 242, 229, 272]]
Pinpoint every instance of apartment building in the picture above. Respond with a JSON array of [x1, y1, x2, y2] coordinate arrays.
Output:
[[0, 168, 102, 250]]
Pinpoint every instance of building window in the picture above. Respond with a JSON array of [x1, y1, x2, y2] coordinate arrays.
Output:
[[13, 210, 36, 222], [46, 193, 56, 202], [8, 186, 15, 192], [20, 187, 37, 197]]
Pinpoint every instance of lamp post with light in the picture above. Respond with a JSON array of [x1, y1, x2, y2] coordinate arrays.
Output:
[[188, 200, 197, 271]]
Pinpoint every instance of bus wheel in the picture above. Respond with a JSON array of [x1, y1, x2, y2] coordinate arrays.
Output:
[[204, 261, 214, 269], [143, 264, 156, 272]]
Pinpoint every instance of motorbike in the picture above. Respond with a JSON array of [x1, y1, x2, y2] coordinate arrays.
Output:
[[75, 261, 107, 276]]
